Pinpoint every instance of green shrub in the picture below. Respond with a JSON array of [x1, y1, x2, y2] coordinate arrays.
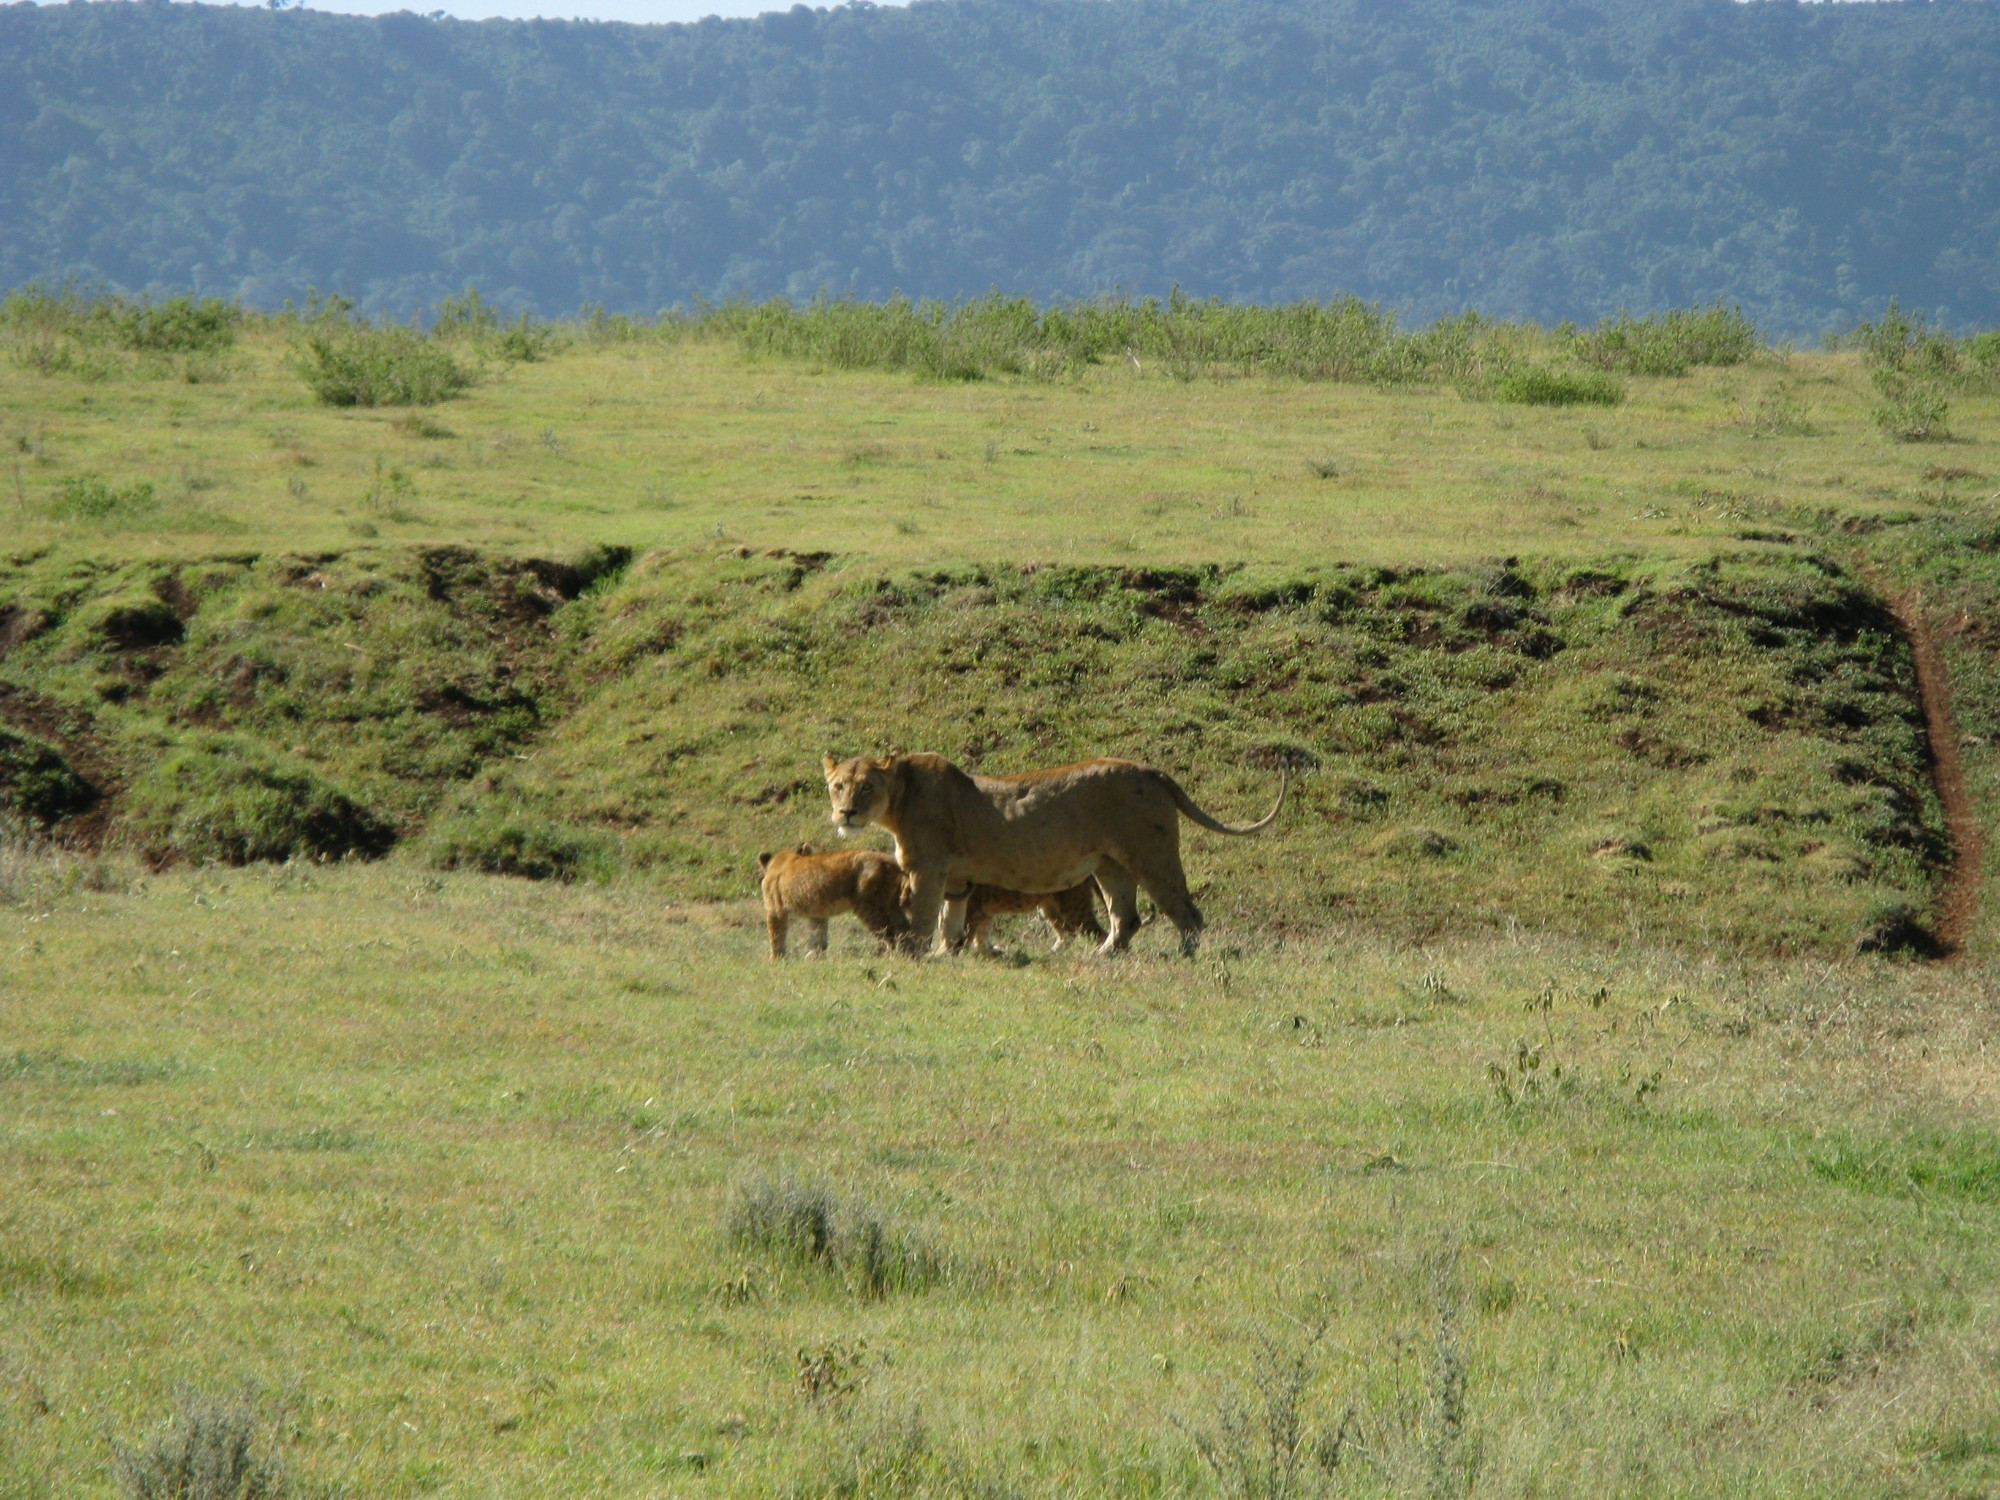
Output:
[[290, 319, 470, 407], [125, 738, 395, 866], [109, 295, 241, 354], [1573, 305, 1759, 376], [112, 1390, 287, 1500], [494, 311, 561, 363], [1871, 374, 1951, 442], [726, 1172, 943, 1297], [431, 285, 499, 338], [0, 729, 96, 826], [423, 810, 617, 881], [0, 285, 239, 356], [1493, 367, 1625, 407], [50, 475, 158, 523]]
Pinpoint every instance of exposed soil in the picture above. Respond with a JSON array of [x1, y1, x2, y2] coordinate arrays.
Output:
[[0, 681, 121, 849], [1876, 581, 1985, 956]]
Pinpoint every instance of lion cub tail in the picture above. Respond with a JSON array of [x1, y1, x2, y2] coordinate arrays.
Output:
[[1168, 765, 1289, 836]]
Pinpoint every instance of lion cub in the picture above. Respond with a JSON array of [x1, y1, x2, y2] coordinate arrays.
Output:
[[757, 844, 908, 958], [951, 880, 1106, 956]]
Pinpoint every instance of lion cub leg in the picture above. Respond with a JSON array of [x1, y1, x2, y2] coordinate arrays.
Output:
[[767, 908, 791, 959], [1094, 861, 1145, 954], [1040, 882, 1106, 952], [800, 916, 832, 957]]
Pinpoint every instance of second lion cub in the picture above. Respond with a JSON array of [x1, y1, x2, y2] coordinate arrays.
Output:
[[756, 844, 908, 958]]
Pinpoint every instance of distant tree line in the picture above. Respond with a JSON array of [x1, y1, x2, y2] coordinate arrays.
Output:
[[2, 0, 1996, 334]]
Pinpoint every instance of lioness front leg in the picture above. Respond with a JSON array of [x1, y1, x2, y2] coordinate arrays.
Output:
[[902, 869, 948, 957]]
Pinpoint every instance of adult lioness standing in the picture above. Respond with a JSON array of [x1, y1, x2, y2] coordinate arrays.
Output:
[[821, 752, 1287, 957]]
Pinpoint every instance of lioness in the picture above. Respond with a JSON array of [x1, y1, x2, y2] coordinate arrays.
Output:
[[951, 879, 1106, 956], [821, 752, 1287, 956], [756, 843, 908, 958]]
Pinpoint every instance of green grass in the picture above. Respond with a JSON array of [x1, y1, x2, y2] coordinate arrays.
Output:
[[3, 292, 2000, 1496], [4, 862, 2000, 1497]]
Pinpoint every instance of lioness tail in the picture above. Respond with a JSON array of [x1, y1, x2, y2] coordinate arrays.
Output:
[[1168, 766, 1289, 836]]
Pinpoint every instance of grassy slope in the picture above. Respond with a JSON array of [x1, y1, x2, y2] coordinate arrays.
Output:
[[4, 314, 2000, 1497], [2, 321, 1994, 953]]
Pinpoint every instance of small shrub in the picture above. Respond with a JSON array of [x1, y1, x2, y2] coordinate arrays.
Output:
[[1492, 368, 1624, 407], [0, 728, 96, 826], [431, 286, 499, 338], [725, 1172, 942, 1297], [1854, 896, 1940, 956], [111, 295, 241, 355], [125, 738, 395, 866], [1871, 374, 1951, 442], [290, 319, 469, 407], [1744, 390, 1817, 437], [423, 811, 617, 882], [112, 1389, 287, 1500], [495, 312, 560, 363], [1573, 305, 1759, 376], [1181, 1322, 1354, 1500], [50, 474, 158, 523]]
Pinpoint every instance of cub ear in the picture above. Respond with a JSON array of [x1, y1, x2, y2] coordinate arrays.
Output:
[[756, 851, 773, 874], [794, 841, 815, 855]]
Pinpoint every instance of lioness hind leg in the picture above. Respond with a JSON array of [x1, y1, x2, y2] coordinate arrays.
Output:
[[1138, 868, 1205, 957], [1094, 862, 1144, 953]]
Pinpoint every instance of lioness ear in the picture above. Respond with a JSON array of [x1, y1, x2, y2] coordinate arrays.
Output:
[[822, 753, 839, 777]]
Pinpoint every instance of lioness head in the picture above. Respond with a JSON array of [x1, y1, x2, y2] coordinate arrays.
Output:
[[822, 753, 894, 835]]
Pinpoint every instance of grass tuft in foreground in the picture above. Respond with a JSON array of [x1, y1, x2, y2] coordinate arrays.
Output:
[[112, 1389, 288, 1500]]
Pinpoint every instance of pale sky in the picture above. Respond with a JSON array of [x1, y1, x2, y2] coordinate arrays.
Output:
[[226, 0, 896, 22]]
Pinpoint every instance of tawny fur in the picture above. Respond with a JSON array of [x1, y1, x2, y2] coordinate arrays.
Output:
[[822, 752, 1286, 957], [950, 880, 1106, 956], [756, 843, 908, 958]]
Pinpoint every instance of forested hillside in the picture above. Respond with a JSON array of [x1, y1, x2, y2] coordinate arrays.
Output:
[[3, 0, 1997, 332]]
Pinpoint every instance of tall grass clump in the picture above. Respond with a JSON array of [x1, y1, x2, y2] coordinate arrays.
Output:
[[725, 1172, 944, 1297], [112, 1389, 288, 1500], [1182, 1323, 1355, 1500], [706, 290, 1496, 386], [1849, 299, 2000, 440], [1492, 367, 1624, 407], [717, 293, 987, 381], [1570, 304, 1759, 376], [124, 737, 395, 866], [0, 728, 96, 826], [289, 298, 470, 407], [2, 284, 240, 377], [48, 474, 159, 523], [422, 809, 618, 882]]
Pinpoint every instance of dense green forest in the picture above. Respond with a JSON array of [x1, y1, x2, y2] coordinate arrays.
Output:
[[3, 0, 1997, 332]]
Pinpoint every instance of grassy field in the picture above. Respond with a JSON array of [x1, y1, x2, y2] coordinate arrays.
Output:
[[4, 295, 2000, 1497]]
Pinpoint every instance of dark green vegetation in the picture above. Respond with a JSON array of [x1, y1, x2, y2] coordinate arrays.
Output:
[[4, 0, 1998, 331]]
